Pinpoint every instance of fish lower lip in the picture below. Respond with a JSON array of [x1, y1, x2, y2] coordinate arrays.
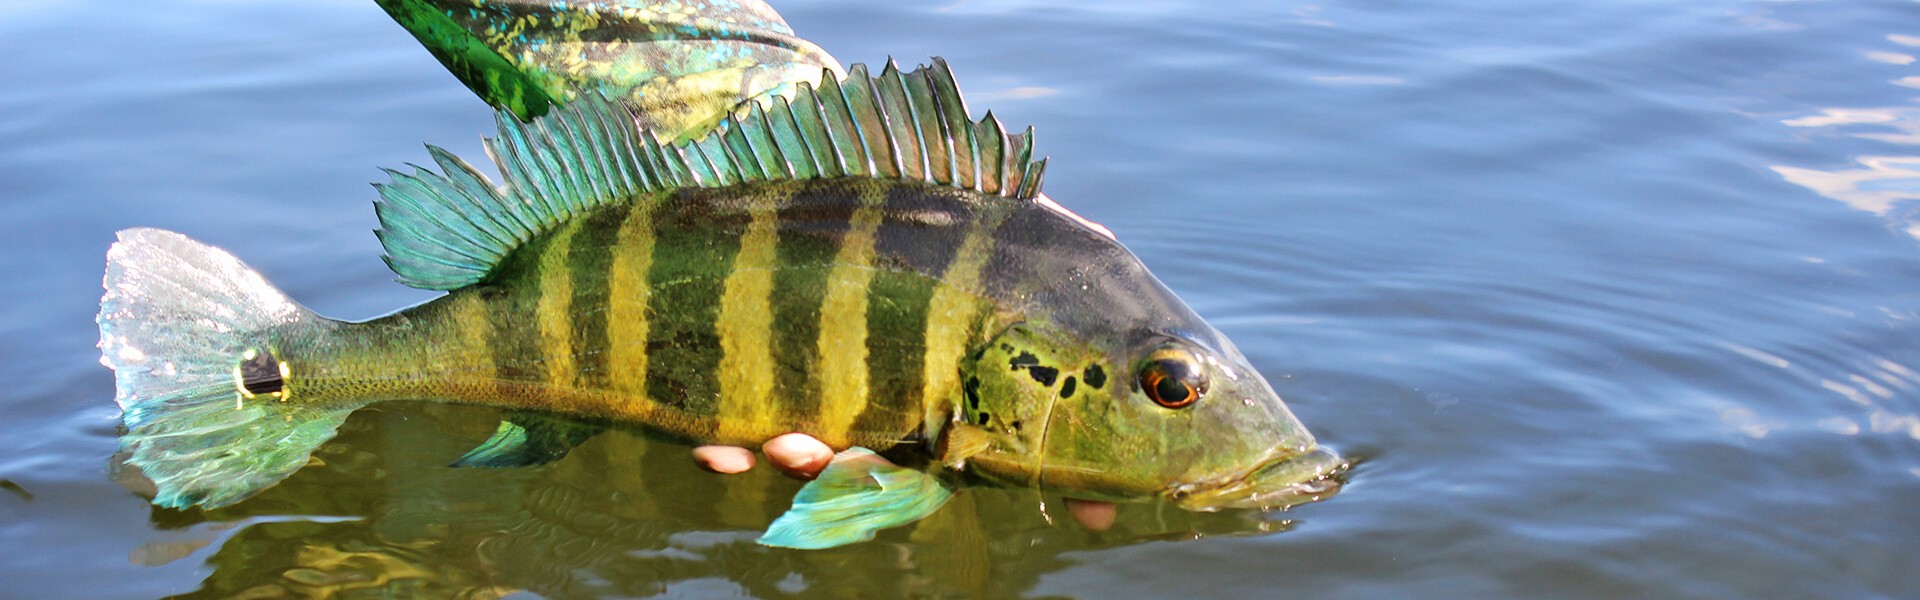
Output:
[[1175, 447, 1348, 512]]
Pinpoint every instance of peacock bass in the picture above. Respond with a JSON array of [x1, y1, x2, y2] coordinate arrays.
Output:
[[96, 0, 1345, 549]]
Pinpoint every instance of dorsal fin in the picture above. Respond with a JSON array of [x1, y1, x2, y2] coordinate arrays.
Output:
[[375, 58, 1050, 290], [375, 0, 841, 141]]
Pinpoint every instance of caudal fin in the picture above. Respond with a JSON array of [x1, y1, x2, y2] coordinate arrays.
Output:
[[98, 228, 357, 509]]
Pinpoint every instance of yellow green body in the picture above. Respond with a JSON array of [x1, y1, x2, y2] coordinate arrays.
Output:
[[291, 179, 1001, 453]]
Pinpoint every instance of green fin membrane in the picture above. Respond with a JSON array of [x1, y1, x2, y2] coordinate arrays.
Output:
[[374, 0, 842, 140], [758, 447, 954, 549], [452, 412, 605, 468], [98, 228, 362, 509], [377, 58, 1049, 291]]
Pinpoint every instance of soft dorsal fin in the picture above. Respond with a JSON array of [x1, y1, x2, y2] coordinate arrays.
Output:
[[374, 57, 1050, 291], [375, 0, 841, 140]]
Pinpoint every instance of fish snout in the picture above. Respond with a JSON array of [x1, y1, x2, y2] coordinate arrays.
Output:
[[1166, 446, 1347, 512]]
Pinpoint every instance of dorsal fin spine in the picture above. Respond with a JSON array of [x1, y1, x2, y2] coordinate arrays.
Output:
[[533, 110, 585, 207], [714, 131, 749, 183], [1008, 126, 1036, 197], [717, 126, 752, 182], [708, 135, 742, 186], [767, 97, 818, 179], [1020, 157, 1048, 199], [928, 59, 977, 189], [876, 60, 927, 181], [790, 83, 845, 178], [742, 102, 790, 180], [555, 108, 610, 201], [815, 72, 869, 177], [841, 64, 900, 178], [535, 117, 588, 218], [522, 111, 579, 221], [606, 104, 650, 192], [655, 134, 695, 188], [578, 106, 620, 197], [722, 121, 763, 182], [376, 58, 1049, 291], [686, 138, 722, 187], [635, 132, 669, 189], [492, 115, 552, 221], [974, 113, 1005, 195], [900, 66, 952, 185], [538, 113, 584, 203], [483, 119, 542, 222], [670, 139, 704, 187]]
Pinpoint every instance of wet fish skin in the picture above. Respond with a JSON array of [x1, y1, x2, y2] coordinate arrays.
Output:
[[95, 0, 1343, 548]]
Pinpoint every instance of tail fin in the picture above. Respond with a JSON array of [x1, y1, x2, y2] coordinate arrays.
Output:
[[98, 228, 357, 509]]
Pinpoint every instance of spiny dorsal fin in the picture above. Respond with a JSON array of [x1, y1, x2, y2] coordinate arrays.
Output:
[[375, 57, 1050, 291], [684, 58, 1049, 198]]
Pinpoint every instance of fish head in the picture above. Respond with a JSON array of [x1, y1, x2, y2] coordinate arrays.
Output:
[[959, 316, 1345, 513]]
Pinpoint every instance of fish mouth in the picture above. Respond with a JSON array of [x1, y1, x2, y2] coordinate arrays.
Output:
[[1166, 446, 1348, 512]]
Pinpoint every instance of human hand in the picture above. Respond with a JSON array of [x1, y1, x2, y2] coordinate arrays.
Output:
[[692, 433, 833, 480], [692, 434, 1117, 531]]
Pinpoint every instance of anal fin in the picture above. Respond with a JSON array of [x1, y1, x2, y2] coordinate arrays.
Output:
[[452, 412, 604, 468], [758, 447, 953, 549]]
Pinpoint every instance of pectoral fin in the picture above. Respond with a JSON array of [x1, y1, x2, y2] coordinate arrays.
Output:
[[758, 447, 953, 549], [451, 412, 604, 468]]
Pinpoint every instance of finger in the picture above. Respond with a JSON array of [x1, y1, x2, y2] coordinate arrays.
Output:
[[691, 445, 756, 474], [761, 433, 834, 481], [1064, 498, 1117, 531]]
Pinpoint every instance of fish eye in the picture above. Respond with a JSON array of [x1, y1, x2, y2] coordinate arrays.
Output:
[[1139, 348, 1208, 409]]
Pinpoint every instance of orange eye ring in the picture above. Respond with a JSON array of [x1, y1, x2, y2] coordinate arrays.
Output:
[[1139, 348, 1208, 409]]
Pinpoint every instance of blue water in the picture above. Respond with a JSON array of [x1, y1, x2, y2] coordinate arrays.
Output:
[[6, 0, 1920, 597]]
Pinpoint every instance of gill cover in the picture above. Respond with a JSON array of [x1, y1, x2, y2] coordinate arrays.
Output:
[[955, 316, 1331, 506]]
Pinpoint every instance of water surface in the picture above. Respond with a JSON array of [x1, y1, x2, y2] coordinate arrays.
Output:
[[5, 0, 1920, 597]]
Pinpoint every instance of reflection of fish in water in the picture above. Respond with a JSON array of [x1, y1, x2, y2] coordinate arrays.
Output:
[[96, 0, 1344, 549], [146, 406, 1300, 598]]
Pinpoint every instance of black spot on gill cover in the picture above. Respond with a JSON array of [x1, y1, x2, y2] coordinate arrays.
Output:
[[1084, 364, 1107, 389], [1028, 366, 1059, 387], [1009, 351, 1040, 370], [1060, 376, 1077, 399]]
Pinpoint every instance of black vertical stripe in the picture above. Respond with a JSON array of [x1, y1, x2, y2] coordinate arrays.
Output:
[[848, 266, 937, 446], [768, 182, 858, 428], [569, 204, 630, 389], [641, 191, 743, 437], [847, 184, 954, 445], [488, 234, 558, 383]]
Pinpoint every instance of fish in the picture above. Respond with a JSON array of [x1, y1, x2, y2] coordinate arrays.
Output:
[[96, 0, 1345, 549]]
